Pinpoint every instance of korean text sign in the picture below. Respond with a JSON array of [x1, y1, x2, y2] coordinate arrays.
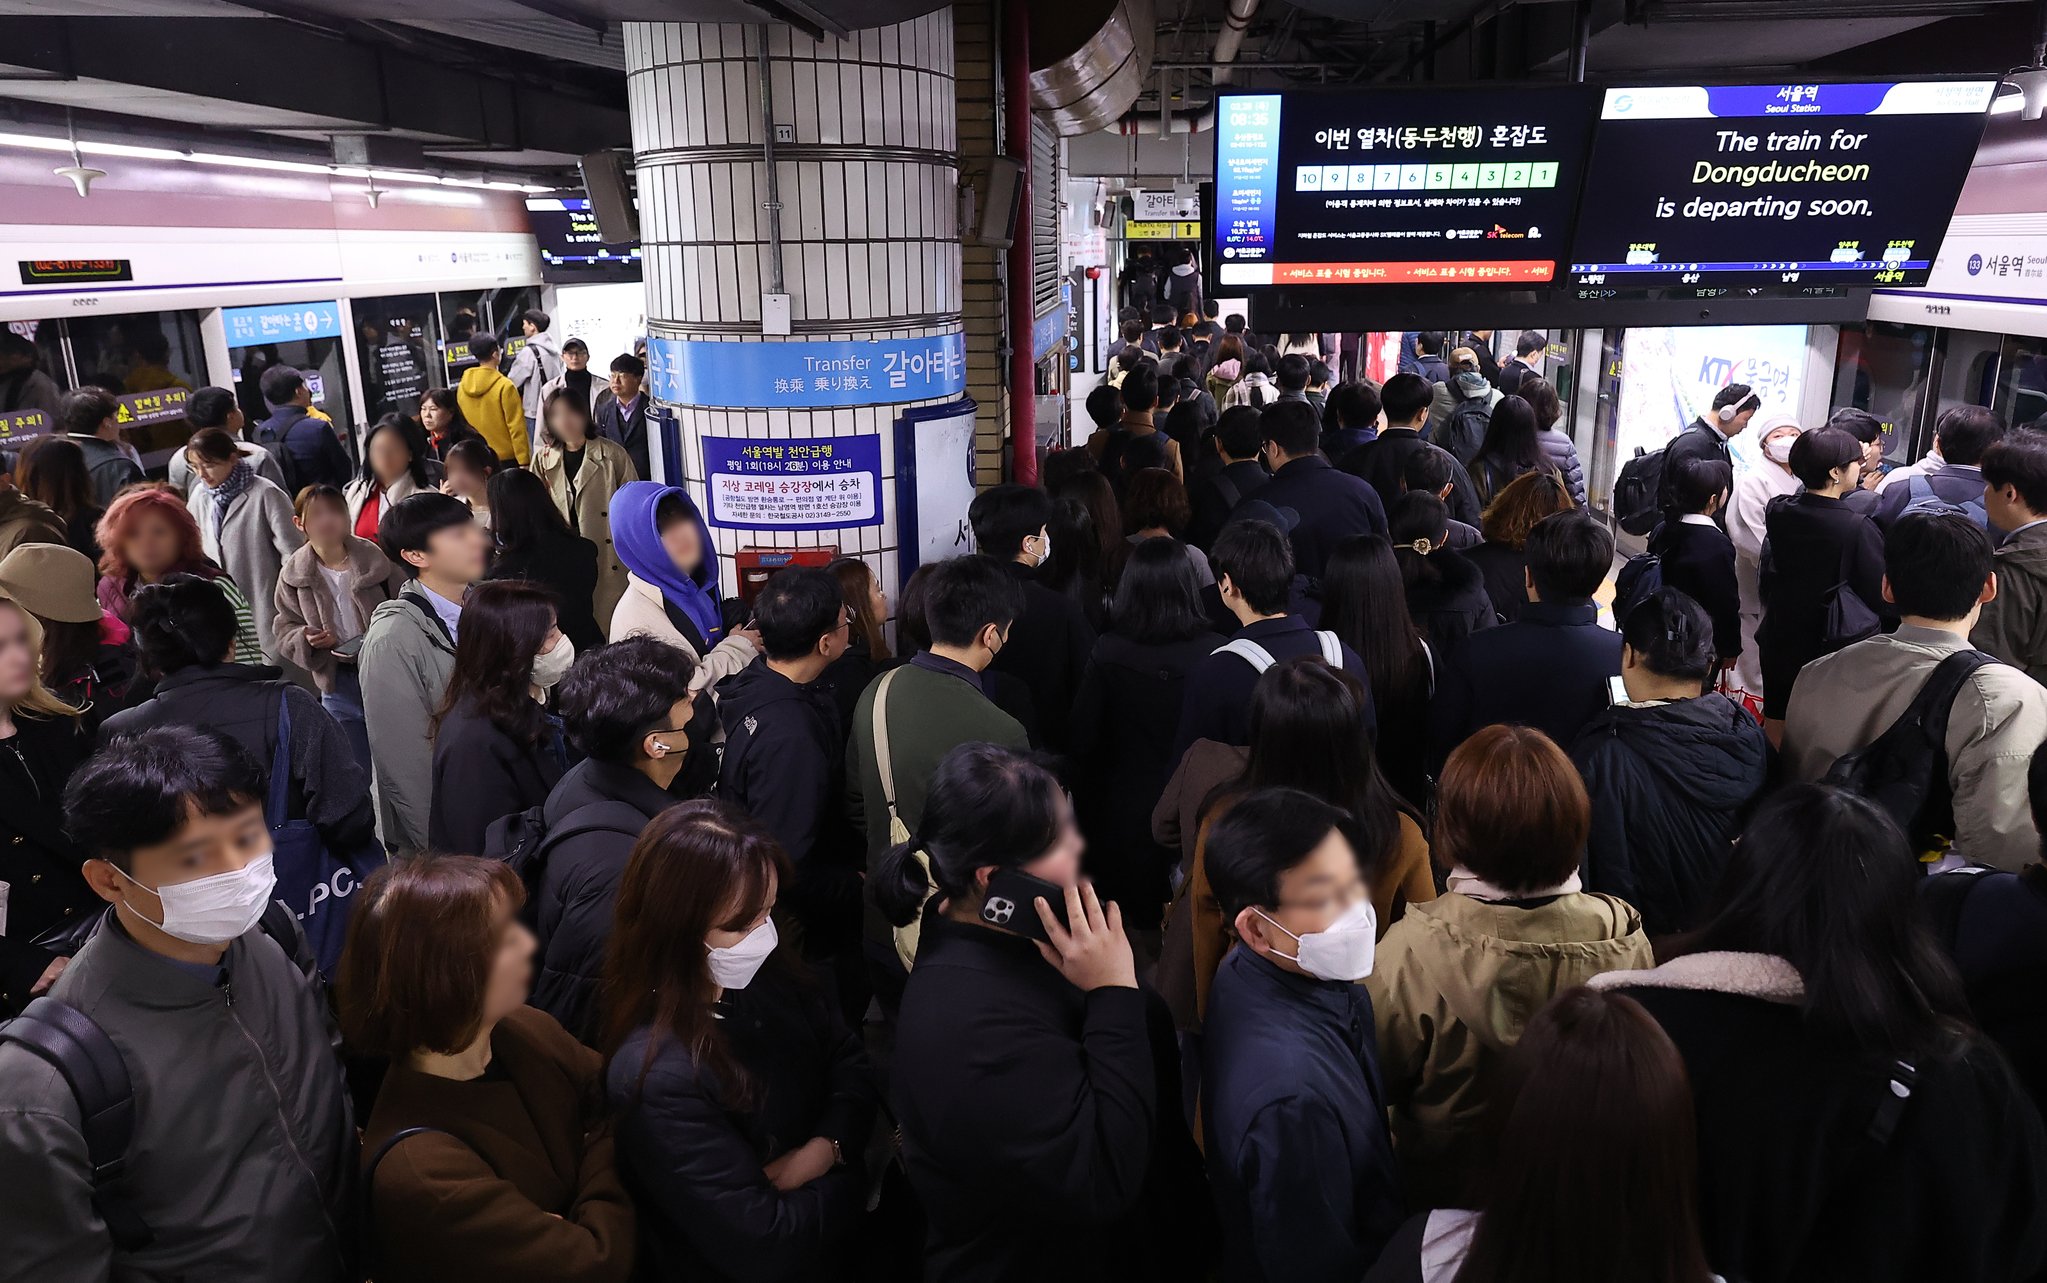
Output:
[[646, 334, 966, 409], [222, 302, 344, 346], [700, 433, 884, 532]]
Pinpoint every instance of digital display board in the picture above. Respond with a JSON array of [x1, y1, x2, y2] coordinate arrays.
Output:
[[1567, 80, 1996, 291], [1213, 87, 1599, 288], [526, 197, 641, 282]]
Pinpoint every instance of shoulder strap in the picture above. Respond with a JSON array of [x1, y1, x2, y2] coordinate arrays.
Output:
[[0, 997, 154, 1251], [1214, 471, 1241, 511], [266, 688, 293, 828], [1420, 639, 1437, 698], [1916, 649, 1999, 744], [258, 898, 319, 988], [402, 591, 456, 648], [362, 1125, 465, 1272], [1214, 638, 1278, 673], [872, 667, 903, 815], [1313, 630, 1342, 665]]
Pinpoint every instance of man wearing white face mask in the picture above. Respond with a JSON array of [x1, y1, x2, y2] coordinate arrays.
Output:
[[0, 727, 355, 1281], [1201, 787, 1404, 1283]]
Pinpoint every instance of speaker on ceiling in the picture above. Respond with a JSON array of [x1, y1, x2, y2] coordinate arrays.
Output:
[[579, 149, 640, 244], [976, 156, 1024, 248]]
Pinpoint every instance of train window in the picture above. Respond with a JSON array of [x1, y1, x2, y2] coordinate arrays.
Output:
[[62, 311, 205, 467], [224, 304, 355, 461], [1993, 334, 2047, 430], [1933, 329, 2007, 427], [1833, 321, 1935, 468], [354, 293, 443, 424]]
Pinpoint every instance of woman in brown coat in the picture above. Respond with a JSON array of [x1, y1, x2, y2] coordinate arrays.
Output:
[[339, 855, 635, 1283], [533, 387, 637, 629], [272, 484, 404, 772], [1154, 657, 1434, 1031]]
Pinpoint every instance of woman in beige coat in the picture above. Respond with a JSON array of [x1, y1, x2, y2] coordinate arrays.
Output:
[[532, 388, 636, 627], [272, 483, 406, 771]]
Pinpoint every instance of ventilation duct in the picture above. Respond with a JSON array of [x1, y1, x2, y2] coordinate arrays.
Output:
[[1029, 0, 1156, 136]]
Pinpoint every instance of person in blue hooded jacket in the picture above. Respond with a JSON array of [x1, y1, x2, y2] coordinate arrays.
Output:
[[607, 480, 761, 695]]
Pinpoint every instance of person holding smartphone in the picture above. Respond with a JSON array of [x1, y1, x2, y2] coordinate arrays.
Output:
[[877, 742, 1206, 1282]]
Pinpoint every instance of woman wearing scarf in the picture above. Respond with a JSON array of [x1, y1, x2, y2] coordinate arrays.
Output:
[[183, 426, 303, 664], [607, 480, 759, 695]]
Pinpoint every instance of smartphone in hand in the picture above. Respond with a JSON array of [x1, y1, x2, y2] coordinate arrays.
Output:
[[981, 869, 1073, 943]]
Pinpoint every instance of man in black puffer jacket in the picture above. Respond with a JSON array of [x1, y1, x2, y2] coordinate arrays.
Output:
[[1572, 588, 1769, 936], [528, 637, 700, 1044]]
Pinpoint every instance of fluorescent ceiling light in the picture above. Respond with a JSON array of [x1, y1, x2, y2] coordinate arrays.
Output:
[[0, 131, 552, 191], [188, 151, 334, 174], [1990, 91, 2023, 115]]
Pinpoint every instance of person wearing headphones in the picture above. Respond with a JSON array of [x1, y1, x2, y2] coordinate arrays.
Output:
[[1659, 383, 1762, 529]]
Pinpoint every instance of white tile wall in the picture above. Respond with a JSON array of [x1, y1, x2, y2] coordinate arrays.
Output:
[[625, 10, 964, 596]]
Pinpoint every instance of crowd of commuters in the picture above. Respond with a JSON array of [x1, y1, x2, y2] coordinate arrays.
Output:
[[3, 307, 2047, 1283]]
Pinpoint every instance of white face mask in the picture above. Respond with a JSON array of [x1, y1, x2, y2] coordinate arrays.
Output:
[[1763, 434, 1798, 464], [706, 916, 778, 990], [1255, 899, 1377, 982], [118, 853, 277, 946], [531, 636, 576, 692], [1028, 533, 1052, 567]]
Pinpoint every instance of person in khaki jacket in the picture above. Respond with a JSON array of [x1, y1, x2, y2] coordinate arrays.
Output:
[[1973, 429, 2047, 683], [532, 388, 637, 629], [1787, 510, 2047, 873], [1366, 723, 1653, 1210]]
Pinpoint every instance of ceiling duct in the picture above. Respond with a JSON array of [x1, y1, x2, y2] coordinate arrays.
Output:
[[1029, 0, 1156, 136]]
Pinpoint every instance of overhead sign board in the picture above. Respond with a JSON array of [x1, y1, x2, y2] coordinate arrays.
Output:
[[646, 333, 967, 409], [222, 301, 344, 346]]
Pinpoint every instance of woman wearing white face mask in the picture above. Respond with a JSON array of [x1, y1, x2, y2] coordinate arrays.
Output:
[[1726, 411, 1805, 717], [1366, 724, 1653, 1210], [1200, 788, 1405, 1283], [602, 799, 876, 1283], [429, 580, 573, 857]]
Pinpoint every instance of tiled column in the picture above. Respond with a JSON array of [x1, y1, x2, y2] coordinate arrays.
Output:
[[623, 16, 963, 604]]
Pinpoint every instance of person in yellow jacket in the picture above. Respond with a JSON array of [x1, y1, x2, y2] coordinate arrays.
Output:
[[455, 334, 530, 466]]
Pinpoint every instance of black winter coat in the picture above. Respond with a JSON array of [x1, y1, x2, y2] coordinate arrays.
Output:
[[1657, 420, 1735, 526], [607, 968, 876, 1282], [100, 662, 375, 853], [1427, 599, 1621, 768], [1402, 549, 1495, 658], [1616, 969, 2047, 1283], [1069, 629, 1226, 926], [256, 406, 353, 491], [1176, 614, 1373, 759], [891, 911, 1209, 1283], [1461, 540, 1528, 624], [487, 528, 605, 652], [529, 758, 679, 1043], [1255, 455, 1386, 582], [1758, 492, 1888, 719], [1187, 459, 1271, 552], [984, 559, 1094, 752], [716, 656, 859, 947], [1571, 695, 1768, 936], [1654, 518, 1744, 662], [0, 715, 95, 1016], [1339, 429, 1481, 529], [427, 696, 568, 857]]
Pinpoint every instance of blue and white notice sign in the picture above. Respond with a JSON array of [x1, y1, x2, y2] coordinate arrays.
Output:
[[700, 432, 884, 531], [646, 333, 966, 409], [222, 301, 344, 347]]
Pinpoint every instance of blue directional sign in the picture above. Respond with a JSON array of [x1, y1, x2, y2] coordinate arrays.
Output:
[[645, 332, 966, 409], [223, 301, 344, 346]]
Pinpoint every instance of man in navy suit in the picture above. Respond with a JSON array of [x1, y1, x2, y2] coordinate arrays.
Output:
[[595, 352, 652, 480]]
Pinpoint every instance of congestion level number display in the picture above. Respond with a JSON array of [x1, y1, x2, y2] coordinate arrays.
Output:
[[1213, 87, 1599, 288], [1567, 81, 1997, 291]]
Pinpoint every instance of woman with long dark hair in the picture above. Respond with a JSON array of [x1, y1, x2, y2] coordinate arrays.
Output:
[[1466, 394, 1555, 508], [602, 799, 874, 1282], [879, 742, 1203, 1282], [440, 437, 500, 531], [1389, 491, 1494, 654], [1519, 377, 1586, 507], [1363, 987, 1721, 1283], [1320, 533, 1436, 809], [1590, 785, 2047, 1283], [1369, 724, 1652, 1209], [535, 387, 637, 627], [419, 387, 483, 460], [1572, 589, 1768, 936], [1161, 658, 1432, 1030], [819, 557, 890, 730], [341, 856, 635, 1283], [1464, 470, 1575, 625], [347, 414, 434, 541], [428, 578, 572, 856], [1071, 537, 1226, 932], [484, 467, 604, 651], [1047, 469, 1119, 627], [17, 435, 103, 561]]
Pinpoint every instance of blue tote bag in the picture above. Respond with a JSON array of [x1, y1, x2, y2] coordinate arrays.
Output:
[[266, 693, 385, 975]]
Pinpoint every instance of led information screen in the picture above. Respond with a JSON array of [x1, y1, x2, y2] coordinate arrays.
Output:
[[526, 197, 641, 281], [1567, 80, 1996, 290], [1214, 87, 1598, 288]]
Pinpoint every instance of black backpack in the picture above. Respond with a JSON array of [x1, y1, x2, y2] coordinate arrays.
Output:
[[482, 799, 648, 923], [1436, 396, 1493, 466], [1614, 549, 1664, 621], [1615, 445, 1666, 536], [1823, 650, 1997, 859], [0, 900, 313, 1252]]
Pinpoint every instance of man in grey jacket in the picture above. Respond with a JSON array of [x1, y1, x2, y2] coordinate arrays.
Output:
[[0, 727, 356, 1281], [58, 386, 145, 508], [360, 491, 484, 854], [508, 308, 563, 452], [1975, 429, 2047, 681], [1786, 511, 2047, 871]]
